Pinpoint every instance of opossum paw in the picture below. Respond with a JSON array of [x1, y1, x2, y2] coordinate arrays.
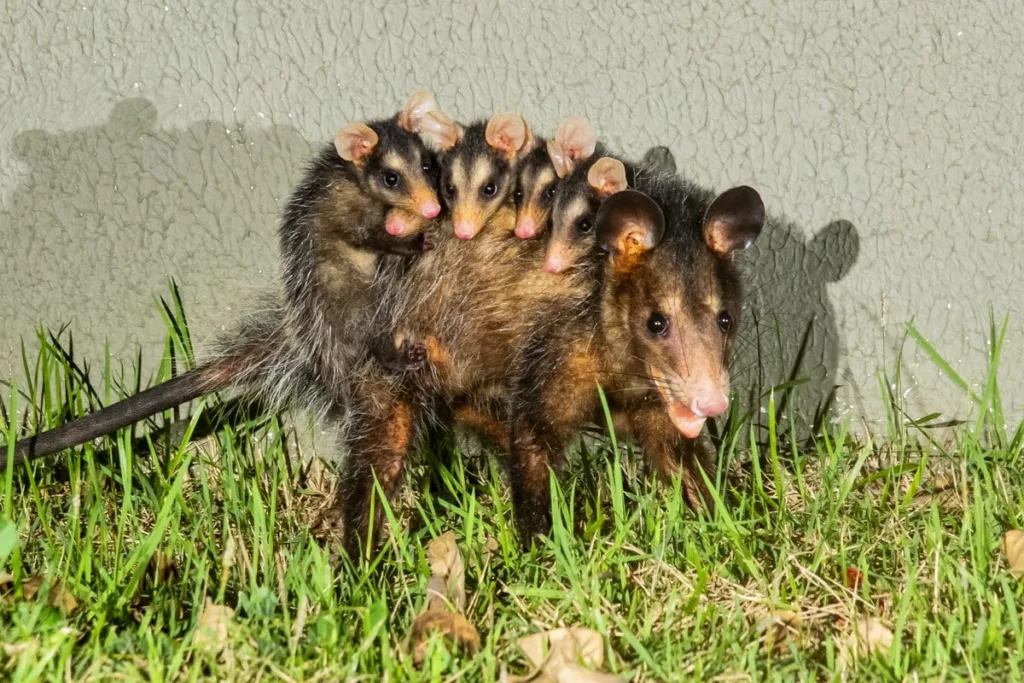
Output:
[[399, 341, 428, 370], [421, 229, 438, 252]]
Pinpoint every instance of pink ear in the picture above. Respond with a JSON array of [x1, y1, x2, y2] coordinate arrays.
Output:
[[485, 113, 529, 159], [546, 139, 573, 178], [335, 122, 379, 162], [587, 157, 628, 197], [419, 110, 463, 150], [398, 90, 440, 133], [554, 117, 597, 164]]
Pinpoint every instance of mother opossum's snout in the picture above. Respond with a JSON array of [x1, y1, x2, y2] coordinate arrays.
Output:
[[649, 366, 729, 439]]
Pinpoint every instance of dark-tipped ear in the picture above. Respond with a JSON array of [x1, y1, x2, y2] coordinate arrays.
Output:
[[596, 190, 665, 271], [703, 185, 765, 254]]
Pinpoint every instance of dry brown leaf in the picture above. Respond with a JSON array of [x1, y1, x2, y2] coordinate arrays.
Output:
[[511, 628, 624, 683], [756, 610, 804, 654], [193, 600, 235, 654], [408, 532, 479, 667], [21, 576, 43, 600], [17, 576, 77, 614], [409, 609, 481, 666], [425, 531, 466, 612], [519, 627, 604, 669], [47, 581, 78, 614], [3, 640, 35, 659], [148, 551, 176, 585], [839, 615, 896, 669], [855, 617, 894, 654], [1003, 530, 1024, 579], [553, 665, 626, 683]]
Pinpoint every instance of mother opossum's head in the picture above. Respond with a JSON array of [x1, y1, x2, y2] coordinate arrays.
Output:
[[596, 187, 765, 439]]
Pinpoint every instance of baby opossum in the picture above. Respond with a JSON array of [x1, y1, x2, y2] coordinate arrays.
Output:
[[542, 149, 636, 274], [511, 117, 598, 240], [3, 91, 451, 467], [424, 111, 537, 239], [507, 181, 765, 543]]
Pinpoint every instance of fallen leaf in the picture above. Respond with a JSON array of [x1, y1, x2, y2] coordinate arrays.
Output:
[[17, 576, 77, 614], [425, 531, 466, 612], [148, 551, 176, 585], [854, 617, 893, 655], [193, 600, 235, 654], [409, 609, 480, 666], [408, 532, 479, 667], [1003, 530, 1024, 580], [839, 615, 896, 669], [2, 638, 37, 666], [21, 576, 43, 600], [756, 610, 804, 654], [511, 628, 624, 683], [47, 581, 78, 614], [845, 567, 864, 591]]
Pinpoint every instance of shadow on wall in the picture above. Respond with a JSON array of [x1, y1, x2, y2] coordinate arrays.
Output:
[[1, 100, 858, 439], [644, 147, 861, 437], [0, 97, 311, 375]]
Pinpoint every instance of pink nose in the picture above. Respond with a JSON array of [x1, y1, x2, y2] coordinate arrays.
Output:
[[454, 220, 476, 240], [421, 200, 441, 218], [515, 218, 537, 239], [690, 391, 728, 419], [544, 253, 564, 273]]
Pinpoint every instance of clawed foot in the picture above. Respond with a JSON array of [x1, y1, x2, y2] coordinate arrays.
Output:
[[421, 228, 438, 252], [398, 340, 427, 371]]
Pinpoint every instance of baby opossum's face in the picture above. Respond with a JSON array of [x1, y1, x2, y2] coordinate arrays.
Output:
[[361, 126, 441, 220], [441, 134, 514, 240], [334, 120, 442, 225], [511, 145, 559, 239], [596, 187, 765, 440], [431, 113, 535, 240], [545, 157, 627, 273]]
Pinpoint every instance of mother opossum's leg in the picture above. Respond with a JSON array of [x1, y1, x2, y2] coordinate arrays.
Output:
[[625, 404, 716, 512], [507, 417, 568, 547], [337, 386, 423, 561]]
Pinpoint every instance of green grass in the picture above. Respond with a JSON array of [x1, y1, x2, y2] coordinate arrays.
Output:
[[1, 285, 1022, 681]]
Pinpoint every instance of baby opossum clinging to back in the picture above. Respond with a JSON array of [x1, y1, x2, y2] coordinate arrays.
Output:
[[3, 91, 453, 466]]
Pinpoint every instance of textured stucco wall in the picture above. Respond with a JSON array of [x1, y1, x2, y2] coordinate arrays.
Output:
[[2, 1, 1021, 434]]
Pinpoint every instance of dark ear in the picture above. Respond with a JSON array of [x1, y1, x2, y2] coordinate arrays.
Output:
[[642, 145, 676, 174], [596, 190, 665, 271], [703, 185, 765, 254]]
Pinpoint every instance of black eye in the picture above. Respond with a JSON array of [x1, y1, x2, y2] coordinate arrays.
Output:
[[514, 188, 524, 202], [482, 181, 497, 197], [445, 182, 457, 197], [421, 160, 433, 174], [383, 170, 400, 188], [577, 218, 593, 235], [716, 311, 733, 333], [545, 184, 557, 198], [647, 312, 669, 337]]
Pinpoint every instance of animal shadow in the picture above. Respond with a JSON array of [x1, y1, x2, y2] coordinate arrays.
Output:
[[0, 97, 312, 383], [642, 146, 861, 438]]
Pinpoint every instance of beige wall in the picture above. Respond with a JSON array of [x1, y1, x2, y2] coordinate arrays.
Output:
[[2, 1, 1021, 433]]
